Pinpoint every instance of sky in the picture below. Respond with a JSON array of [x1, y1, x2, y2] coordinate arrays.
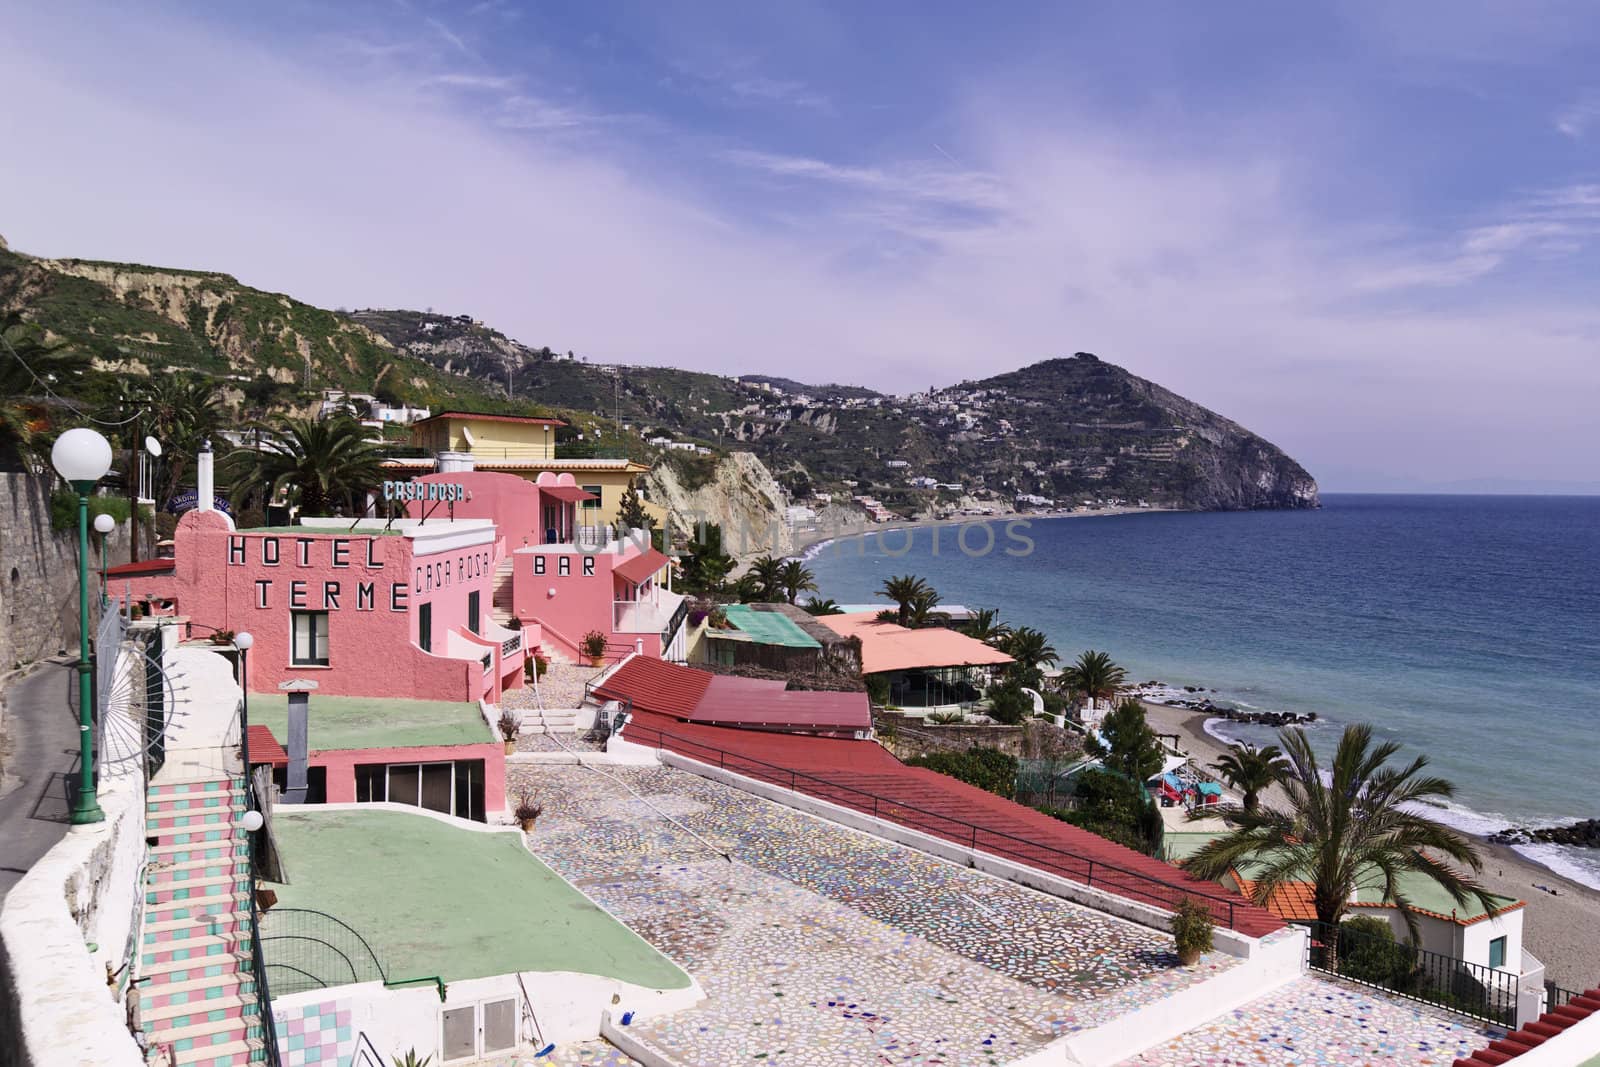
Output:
[[2, 2, 1599, 491]]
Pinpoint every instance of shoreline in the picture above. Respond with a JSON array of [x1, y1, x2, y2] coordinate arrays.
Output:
[[1143, 699, 1600, 990], [788, 505, 1178, 561]]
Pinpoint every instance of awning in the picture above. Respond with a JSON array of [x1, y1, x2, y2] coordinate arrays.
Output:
[[613, 549, 669, 586], [540, 484, 599, 503]]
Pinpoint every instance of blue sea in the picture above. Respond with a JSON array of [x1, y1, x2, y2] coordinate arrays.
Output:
[[805, 494, 1600, 887]]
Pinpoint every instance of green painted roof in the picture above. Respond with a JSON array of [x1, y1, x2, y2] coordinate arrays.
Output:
[[250, 693, 493, 751], [239, 526, 406, 535], [1161, 832, 1216, 863], [722, 604, 820, 648], [263, 809, 691, 987]]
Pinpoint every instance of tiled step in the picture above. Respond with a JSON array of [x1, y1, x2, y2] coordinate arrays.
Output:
[[155, 1030, 266, 1067], [149, 840, 247, 862], [144, 991, 255, 1028], [158, 828, 247, 848], [149, 778, 239, 800], [148, 858, 249, 885], [142, 931, 242, 968], [148, 810, 244, 834], [148, 791, 245, 814], [144, 891, 250, 920], [139, 952, 250, 981], [145, 914, 249, 945], [154, 1015, 266, 1046], [143, 972, 256, 1012], [147, 874, 250, 905]]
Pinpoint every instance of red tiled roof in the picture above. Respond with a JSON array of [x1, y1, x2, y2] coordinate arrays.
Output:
[[1233, 874, 1320, 922], [817, 612, 1014, 674], [1454, 986, 1600, 1066], [541, 484, 599, 504], [618, 709, 1282, 935], [613, 549, 670, 586], [413, 411, 566, 427], [246, 725, 289, 767], [105, 559, 175, 578], [690, 680, 871, 732], [593, 657, 712, 720]]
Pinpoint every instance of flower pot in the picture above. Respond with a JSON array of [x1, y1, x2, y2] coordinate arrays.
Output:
[[587, 655, 605, 668], [503, 740, 516, 755], [1178, 946, 1203, 966], [519, 817, 537, 833]]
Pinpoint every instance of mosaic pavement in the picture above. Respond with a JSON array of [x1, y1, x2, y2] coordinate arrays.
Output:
[[475, 1039, 641, 1066], [516, 731, 608, 753], [1119, 976, 1501, 1066], [512, 763, 1239, 1065]]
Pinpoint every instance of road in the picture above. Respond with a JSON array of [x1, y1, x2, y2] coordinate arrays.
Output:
[[0, 660, 82, 902]]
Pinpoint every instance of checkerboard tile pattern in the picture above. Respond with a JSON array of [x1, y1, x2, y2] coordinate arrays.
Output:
[[276, 1000, 353, 1066]]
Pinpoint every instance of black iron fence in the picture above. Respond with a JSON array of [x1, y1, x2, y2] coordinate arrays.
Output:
[[258, 908, 388, 996], [1296, 920, 1519, 1026], [620, 716, 1251, 931], [1546, 981, 1587, 1012]]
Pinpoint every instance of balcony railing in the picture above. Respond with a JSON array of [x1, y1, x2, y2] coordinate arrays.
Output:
[[614, 591, 686, 635]]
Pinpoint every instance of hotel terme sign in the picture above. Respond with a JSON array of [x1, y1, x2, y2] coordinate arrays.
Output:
[[224, 527, 490, 614]]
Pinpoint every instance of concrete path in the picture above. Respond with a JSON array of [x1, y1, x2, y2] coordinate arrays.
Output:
[[0, 660, 81, 901]]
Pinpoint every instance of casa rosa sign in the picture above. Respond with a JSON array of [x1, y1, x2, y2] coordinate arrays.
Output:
[[383, 480, 467, 502]]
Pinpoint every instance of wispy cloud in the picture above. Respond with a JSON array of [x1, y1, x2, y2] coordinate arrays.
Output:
[[425, 17, 473, 59], [494, 94, 592, 131], [420, 72, 520, 92], [721, 149, 1008, 213], [1555, 90, 1600, 138], [726, 76, 831, 112]]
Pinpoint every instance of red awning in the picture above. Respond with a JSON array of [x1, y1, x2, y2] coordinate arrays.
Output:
[[105, 559, 176, 579], [246, 725, 289, 767], [613, 549, 669, 586], [541, 485, 599, 503]]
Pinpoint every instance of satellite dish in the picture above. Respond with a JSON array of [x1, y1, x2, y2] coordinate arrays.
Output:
[[144, 436, 163, 457]]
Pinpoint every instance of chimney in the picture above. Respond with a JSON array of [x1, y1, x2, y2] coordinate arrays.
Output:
[[278, 679, 318, 804], [196, 439, 214, 512]]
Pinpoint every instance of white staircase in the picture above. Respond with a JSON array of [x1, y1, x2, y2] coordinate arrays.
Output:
[[518, 706, 581, 734], [137, 776, 268, 1066], [490, 558, 516, 629]]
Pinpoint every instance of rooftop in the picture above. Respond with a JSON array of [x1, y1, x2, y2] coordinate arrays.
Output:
[[413, 410, 566, 427], [715, 604, 821, 648], [816, 611, 1014, 674], [262, 808, 691, 987], [249, 693, 492, 751]]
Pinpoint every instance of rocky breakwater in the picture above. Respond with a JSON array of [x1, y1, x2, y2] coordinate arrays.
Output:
[[1132, 681, 1317, 727], [1491, 820, 1600, 849]]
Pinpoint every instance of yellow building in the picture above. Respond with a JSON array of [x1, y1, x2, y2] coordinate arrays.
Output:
[[394, 411, 664, 528]]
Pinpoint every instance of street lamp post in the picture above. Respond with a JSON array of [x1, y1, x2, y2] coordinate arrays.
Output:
[[53, 427, 114, 826], [93, 512, 115, 601], [235, 632, 254, 778]]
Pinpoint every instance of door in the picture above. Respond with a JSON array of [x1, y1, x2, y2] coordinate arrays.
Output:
[[467, 590, 480, 635]]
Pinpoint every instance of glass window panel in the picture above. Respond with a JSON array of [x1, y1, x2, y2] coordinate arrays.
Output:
[[388, 764, 420, 807], [420, 763, 453, 814], [441, 1006, 476, 1061]]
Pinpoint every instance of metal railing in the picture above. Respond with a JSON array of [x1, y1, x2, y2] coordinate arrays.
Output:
[[243, 779, 284, 1067], [257, 906, 447, 1001], [1547, 981, 1588, 1012], [618, 718, 1248, 931], [1296, 920, 1520, 1026]]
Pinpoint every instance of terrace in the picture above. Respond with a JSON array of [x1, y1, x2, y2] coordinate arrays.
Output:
[[512, 761, 1240, 1065], [250, 693, 491, 751]]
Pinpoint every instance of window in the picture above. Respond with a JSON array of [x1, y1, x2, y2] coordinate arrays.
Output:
[[467, 590, 480, 634], [290, 611, 329, 666], [418, 602, 432, 652], [581, 484, 603, 509], [1489, 936, 1507, 969], [354, 760, 485, 822]]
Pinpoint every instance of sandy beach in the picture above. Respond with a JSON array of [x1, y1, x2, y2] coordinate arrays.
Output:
[[1143, 700, 1600, 991]]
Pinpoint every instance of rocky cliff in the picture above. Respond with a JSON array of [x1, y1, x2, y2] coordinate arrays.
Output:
[[645, 452, 793, 558]]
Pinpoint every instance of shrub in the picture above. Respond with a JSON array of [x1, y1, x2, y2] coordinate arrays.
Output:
[[513, 789, 544, 823], [49, 490, 135, 533], [1042, 768, 1164, 855], [907, 747, 1018, 797], [986, 683, 1031, 725], [926, 711, 965, 724], [497, 709, 520, 742], [1338, 916, 1418, 990], [580, 630, 608, 660], [864, 675, 891, 707], [1171, 896, 1215, 963]]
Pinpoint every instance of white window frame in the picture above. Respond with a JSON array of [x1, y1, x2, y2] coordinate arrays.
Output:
[[290, 610, 329, 666]]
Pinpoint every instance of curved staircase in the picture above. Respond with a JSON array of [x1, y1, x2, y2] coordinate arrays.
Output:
[[138, 777, 268, 1066]]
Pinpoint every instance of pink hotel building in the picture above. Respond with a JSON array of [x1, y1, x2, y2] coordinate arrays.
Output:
[[109, 468, 686, 705]]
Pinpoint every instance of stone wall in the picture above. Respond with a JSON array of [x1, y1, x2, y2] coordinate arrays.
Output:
[[875, 711, 1027, 758], [0, 472, 128, 670]]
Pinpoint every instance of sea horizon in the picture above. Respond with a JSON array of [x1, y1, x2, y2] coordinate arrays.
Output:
[[805, 492, 1600, 890]]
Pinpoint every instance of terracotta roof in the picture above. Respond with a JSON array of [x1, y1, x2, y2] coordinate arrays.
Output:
[[592, 656, 711, 719], [540, 484, 599, 504], [816, 612, 1014, 674], [613, 549, 670, 586], [246, 725, 289, 767], [382, 458, 650, 473], [413, 410, 566, 427], [618, 709, 1281, 936], [690, 679, 871, 732], [1454, 986, 1600, 1065], [1232, 874, 1320, 923], [105, 559, 175, 578]]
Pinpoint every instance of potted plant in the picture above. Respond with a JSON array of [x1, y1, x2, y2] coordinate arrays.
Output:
[[580, 630, 608, 667], [1171, 895, 1215, 966], [209, 629, 236, 646], [535, 653, 549, 679], [497, 709, 520, 754], [392, 1051, 432, 1067], [514, 789, 544, 833]]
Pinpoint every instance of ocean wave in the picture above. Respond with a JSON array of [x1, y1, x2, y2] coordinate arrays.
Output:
[[798, 537, 837, 563], [1510, 842, 1600, 892]]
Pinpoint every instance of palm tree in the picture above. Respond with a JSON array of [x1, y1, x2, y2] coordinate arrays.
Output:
[[903, 587, 947, 629], [137, 372, 226, 508], [231, 415, 388, 518], [0, 315, 90, 467], [1002, 626, 1058, 676], [1059, 649, 1127, 708], [778, 559, 816, 604], [1212, 743, 1288, 813], [803, 597, 843, 616], [963, 607, 1011, 647], [878, 574, 933, 627], [747, 555, 784, 601], [1185, 724, 1498, 957]]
